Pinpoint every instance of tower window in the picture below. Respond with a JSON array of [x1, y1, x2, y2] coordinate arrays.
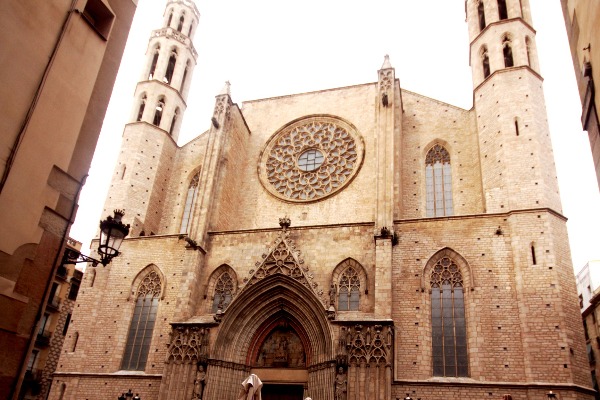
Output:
[[153, 99, 165, 127], [426, 144, 454, 217], [180, 172, 200, 234], [137, 95, 146, 122], [212, 272, 234, 313], [525, 36, 532, 67], [503, 36, 514, 68], [177, 15, 184, 32], [477, 1, 486, 31], [148, 46, 160, 79], [164, 50, 177, 84], [188, 21, 194, 37], [181, 61, 190, 92], [121, 271, 162, 370], [166, 10, 173, 28], [481, 46, 490, 78], [531, 244, 537, 265], [498, 0, 508, 20], [169, 109, 179, 136], [514, 118, 520, 136], [431, 256, 468, 377]]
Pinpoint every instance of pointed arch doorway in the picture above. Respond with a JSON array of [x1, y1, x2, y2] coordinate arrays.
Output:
[[205, 274, 335, 400]]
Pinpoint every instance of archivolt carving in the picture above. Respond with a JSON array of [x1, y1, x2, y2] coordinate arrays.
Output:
[[166, 326, 209, 364], [379, 70, 393, 92], [137, 271, 162, 298], [259, 116, 364, 202], [338, 324, 393, 366]]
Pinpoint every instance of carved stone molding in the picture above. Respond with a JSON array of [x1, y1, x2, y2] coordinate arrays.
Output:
[[165, 325, 209, 364], [338, 324, 393, 367], [151, 27, 198, 58]]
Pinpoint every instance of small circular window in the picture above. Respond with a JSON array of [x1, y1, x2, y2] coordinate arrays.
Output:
[[297, 149, 324, 171]]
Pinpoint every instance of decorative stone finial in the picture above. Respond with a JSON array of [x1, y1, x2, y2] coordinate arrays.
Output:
[[381, 54, 392, 69], [279, 216, 291, 230], [219, 80, 231, 96]]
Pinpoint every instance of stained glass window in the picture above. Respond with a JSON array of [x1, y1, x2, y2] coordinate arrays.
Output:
[[121, 271, 162, 370], [338, 267, 360, 311], [212, 272, 234, 313], [426, 145, 453, 217], [431, 257, 468, 377], [180, 173, 200, 234]]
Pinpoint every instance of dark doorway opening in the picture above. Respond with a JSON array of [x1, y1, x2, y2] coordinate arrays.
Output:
[[261, 383, 304, 400]]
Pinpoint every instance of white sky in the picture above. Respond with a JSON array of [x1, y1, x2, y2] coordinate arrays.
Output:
[[71, 0, 600, 271]]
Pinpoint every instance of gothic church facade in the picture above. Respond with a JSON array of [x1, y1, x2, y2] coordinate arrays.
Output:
[[51, 1, 594, 399]]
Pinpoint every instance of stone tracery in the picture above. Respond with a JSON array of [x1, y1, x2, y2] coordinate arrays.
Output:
[[259, 117, 364, 202]]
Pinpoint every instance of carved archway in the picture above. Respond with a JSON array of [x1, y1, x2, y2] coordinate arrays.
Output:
[[205, 274, 335, 400]]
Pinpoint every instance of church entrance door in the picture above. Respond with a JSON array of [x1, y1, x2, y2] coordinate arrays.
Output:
[[261, 383, 304, 400]]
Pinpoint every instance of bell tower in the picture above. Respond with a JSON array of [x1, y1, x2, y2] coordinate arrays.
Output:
[[467, 0, 561, 213], [102, 0, 199, 236]]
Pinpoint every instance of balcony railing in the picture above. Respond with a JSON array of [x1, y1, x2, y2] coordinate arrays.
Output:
[[46, 296, 61, 312], [36, 331, 51, 347], [56, 265, 68, 279]]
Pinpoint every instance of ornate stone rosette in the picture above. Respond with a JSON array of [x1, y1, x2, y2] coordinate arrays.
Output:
[[258, 116, 364, 202]]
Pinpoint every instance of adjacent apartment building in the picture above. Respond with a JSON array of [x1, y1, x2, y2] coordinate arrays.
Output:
[[561, 1, 600, 189], [577, 260, 600, 399], [0, 1, 136, 398]]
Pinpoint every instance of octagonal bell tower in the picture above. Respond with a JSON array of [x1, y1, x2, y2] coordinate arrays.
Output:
[[467, 0, 561, 213], [102, 0, 199, 236]]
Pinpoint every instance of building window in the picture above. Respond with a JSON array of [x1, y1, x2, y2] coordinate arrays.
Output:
[[481, 46, 490, 78], [164, 49, 177, 84], [26, 350, 39, 371], [431, 257, 468, 377], [477, 1, 486, 31], [169, 108, 179, 136], [338, 266, 360, 311], [121, 271, 162, 371], [525, 36, 532, 66], [62, 313, 72, 336], [177, 14, 184, 32], [137, 95, 146, 122], [166, 10, 173, 28], [153, 99, 165, 127], [68, 281, 80, 300], [180, 173, 200, 234], [503, 36, 514, 67], [498, 0, 508, 20], [181, 61, 190, 92], [426, 144, 453, 217], [212, 272, 234, 313], [71, 331, 79, 352], [148, 45, 160, 79], [188, 21, 194, 37]]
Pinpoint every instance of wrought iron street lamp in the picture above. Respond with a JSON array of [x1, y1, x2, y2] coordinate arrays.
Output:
[[63, 210, 130, 267], [547, 391, 557, 399], [118, 389, 140, 400]]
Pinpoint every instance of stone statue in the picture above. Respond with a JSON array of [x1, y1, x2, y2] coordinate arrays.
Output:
[[192, 365, 206, 399], [335, 367, 347, 400]]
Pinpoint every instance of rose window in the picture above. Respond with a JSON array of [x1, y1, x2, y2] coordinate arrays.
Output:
[[259, 116, 364, 202]]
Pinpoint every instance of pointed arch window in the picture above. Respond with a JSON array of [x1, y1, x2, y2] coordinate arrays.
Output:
[[166, 10, 173, 28], [121, 271, 162, 370], [426, 145, 453, 217], [148, 45, 160, 79], [177, 14, 184, 32], [188, 21, 194, 37], [181, 60, 190, 92], [481, 46, 490, 78], [169, 108, 179, 136], [503, 36, 514, 67], [180, 173, 200, 234], [211, 272, 234, 313], [477, 1, 486, 31], [498, 0, 508, 20], [431, 257, 468, 377], [338, 266, 360, 311], [525, 36, 532, 66], [136, 95, 146, 122], [153, 98, 164, 127], [164, 49, 177, 84]]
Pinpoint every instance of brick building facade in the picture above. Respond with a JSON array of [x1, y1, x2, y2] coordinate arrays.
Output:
[[51, 0, 595, 399]]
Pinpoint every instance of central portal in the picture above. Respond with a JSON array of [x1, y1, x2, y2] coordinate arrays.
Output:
[[261, 384, 304, 400]]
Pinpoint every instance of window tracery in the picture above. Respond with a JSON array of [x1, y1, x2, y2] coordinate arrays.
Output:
[[338, 267, 360, 311], [430, 257, 468, 377], [121, 270, 162, 370], [180, 172, 199, 234], [212, 272, 234, 313], [258, 117, 364, 202], [425, 144, 453, 217]]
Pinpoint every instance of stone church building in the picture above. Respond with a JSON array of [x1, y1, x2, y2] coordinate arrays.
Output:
[[51, 0, 594, 399]]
